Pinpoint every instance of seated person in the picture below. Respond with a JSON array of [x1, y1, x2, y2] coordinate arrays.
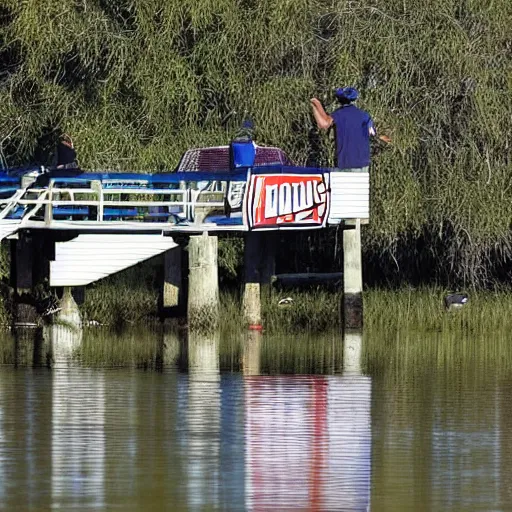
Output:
[[56, 134, 78, 168]]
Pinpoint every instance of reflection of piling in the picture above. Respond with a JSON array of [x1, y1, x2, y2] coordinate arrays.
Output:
[[187, 329, 221, 506], [44, 324, 83, 367], [343, 220, 363, 330], [188, 329, 220, 379], [33, 327, 51, 367], [187, 234, 219, 330], [49, 326, 105, 507], [343, 330, 363, 375], [14, 327, 50, 368], [242, 330, 262, 376], [14, 327, 37, 367], [161, 328, 181, 368], [331, 328, 371, 511]]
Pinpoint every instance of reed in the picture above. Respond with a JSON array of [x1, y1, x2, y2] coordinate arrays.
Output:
[[262, 288, 340, 333], [364, 287, 512, 333], [77, 325, 167, 368], [81, 257, 162, 326], [364, 323, 512, 387]]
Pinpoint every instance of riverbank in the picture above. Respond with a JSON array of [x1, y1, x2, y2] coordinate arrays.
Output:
[[81, 283, 512, 334], [1, 240, 512, 332]]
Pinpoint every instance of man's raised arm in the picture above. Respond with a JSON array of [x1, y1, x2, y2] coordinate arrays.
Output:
[[310, 98, 333, 131]]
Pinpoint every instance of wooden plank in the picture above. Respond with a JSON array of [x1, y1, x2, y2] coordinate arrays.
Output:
[[50, 234, 177, 286], [345, 219, 370, 225], [331, 200, 370, 207], [272, 272, 343, 286]]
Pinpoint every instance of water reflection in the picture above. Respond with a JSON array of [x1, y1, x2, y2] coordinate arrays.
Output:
[[0, 328, 52, 510], [46, 325, 106, 510], [2, 324, 512, 510], [186, 329, 221, 510], [162, 328, 181, 368], [244, 330, 372, 511], [241, 331, 262, 376]]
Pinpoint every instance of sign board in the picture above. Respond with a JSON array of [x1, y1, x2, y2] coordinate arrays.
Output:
[[246, 173, 330, 229]]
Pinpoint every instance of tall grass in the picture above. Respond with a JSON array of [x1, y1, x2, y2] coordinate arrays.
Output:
[[220, 286, 341, 333], [81, 256, 162, 326], [365, 287, 512, 333], [0, 0, 511, 285]]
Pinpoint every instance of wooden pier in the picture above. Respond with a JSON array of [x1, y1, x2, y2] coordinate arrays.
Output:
[[1, 144, 369, 330]]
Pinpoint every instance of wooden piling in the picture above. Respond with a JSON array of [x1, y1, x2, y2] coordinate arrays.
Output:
[[13, 234, 33, 292], [243, 232, 262, 329], [11, 234, 38, 327], [187, 233, 219, 330], [343, 219, 363, 330], [56, 287, 82, 329], [163, 246, 184, 316]]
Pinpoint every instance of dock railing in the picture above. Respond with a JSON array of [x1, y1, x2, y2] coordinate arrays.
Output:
[[0, 172, 233, 230], [0, 166, 369, 232]]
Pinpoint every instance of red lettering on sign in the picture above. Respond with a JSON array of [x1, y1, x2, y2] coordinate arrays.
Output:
[[247, 174, 330, 229]]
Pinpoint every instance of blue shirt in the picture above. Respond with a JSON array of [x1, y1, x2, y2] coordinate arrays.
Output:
[[331, 104, 375, 169]]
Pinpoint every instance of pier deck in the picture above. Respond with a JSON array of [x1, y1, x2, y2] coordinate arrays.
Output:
[[0, 165, 369, 240]]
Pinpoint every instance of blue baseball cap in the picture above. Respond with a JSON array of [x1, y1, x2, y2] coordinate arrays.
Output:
[[335, 87, 359, 102]]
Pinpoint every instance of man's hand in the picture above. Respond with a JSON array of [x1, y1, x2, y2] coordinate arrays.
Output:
[[378, 134, 392, 144]]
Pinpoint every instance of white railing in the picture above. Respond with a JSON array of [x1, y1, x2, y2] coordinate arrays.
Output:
[[0, 179, 226, 227]]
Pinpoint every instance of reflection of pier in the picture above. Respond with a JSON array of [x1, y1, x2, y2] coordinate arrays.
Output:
[[46, 325, 106, 510], [244, 331, 372, 511], [186, 330, 221, 510]]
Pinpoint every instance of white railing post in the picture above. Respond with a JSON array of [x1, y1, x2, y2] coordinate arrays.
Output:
[[44, 181, 53, 226]]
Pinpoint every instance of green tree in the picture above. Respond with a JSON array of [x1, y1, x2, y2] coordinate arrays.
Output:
[[0, 0, 510, 287]]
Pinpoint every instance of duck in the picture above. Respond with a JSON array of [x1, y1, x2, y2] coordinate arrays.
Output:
[[444, 293, 469, 311]]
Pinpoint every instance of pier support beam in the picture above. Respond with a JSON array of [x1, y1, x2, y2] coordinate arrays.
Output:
[[55, 287, 82, 329], [343, 220, 363, 330], [242, 232, 278, 329], [260, 232, 277, 301], [11, 234, 38, 327], [187, 233, 219, 330], [243, 232, 262, 329], [163, 246, 185, 317]]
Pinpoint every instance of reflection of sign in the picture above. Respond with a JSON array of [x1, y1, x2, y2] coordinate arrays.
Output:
[[245, 375, 372, 511], [247, 174, 330, 229]]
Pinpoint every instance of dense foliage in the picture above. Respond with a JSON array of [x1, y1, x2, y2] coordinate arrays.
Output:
[[0, 0, 511, 287]]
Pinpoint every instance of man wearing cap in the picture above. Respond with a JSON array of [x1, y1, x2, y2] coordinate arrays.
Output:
[[310, 87, 390, 171]]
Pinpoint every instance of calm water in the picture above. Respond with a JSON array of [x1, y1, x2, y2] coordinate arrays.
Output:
[[0, 324, 511, 511]]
